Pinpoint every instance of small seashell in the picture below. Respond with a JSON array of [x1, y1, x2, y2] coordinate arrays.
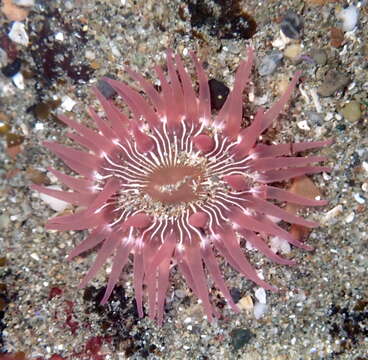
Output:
[[8, 21, 29, 46]]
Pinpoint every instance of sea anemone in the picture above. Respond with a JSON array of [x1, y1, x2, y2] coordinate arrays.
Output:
[[32, 48, 331, 324]]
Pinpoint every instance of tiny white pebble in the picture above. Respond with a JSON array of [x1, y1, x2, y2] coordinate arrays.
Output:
[[61, 95, 77, 111], [322, 172, 331, 181], [8, 22, 29, 46], [325, 112, 334, 121], [55, 32, 64, 41], [297, 120, 310, 131], [322, 205, 343, 224], [353, 193, 365, 204], [254, 302, 268, 319], [362, 161, 368, 174], [38, 185, 70, 212], [12, 71, 25, 89], [334, 113, 342, 121], [30, 253, 40, 261], [34, 122, 45, 131], [345, 212, 355, 223], [13, 0, 35, 6], [270, 236, 291, 254], [254, 288, 267, 304]]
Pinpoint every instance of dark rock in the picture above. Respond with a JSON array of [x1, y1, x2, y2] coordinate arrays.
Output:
[[229, 287, 242, 303], [209, 78, 230, 110], [97, 75, 118, 99], [281, 11, 303, 39], [1, 58, 21, 77], [230, 328, 254, 350]]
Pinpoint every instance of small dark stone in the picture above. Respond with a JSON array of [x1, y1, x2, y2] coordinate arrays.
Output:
[[97, 74, 118, 99], [1, 58, 21, 77], [230, 328, 254, 350], [209, 78, 230, 110], [229, 287, 242, 303], [281, 11, 303, 39]]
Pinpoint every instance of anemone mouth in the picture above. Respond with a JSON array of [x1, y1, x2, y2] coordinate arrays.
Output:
[[32, 47, 332, 325], [145, 164, 204, 204]]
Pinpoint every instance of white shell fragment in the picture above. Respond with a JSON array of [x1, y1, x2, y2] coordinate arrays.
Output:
[[8, 21, 29, 46], [255, 287, 267, 304], [337, 5, 359, 32], [61, 96, 77, 111], [270, 236, 291, 254], [55, 32, 64, 41], [39, 185, 70, 212], [12, 71, 25, 89]]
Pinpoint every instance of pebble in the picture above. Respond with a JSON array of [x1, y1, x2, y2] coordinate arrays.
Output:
[[12, 71, 25, 89], [330, 27, 344, 48], [253, 302, 268, 319], [13, 0, 35, 6], [230, 328, 254, 350], [8, 21, 29, 46], [254, 288, 266, 304], [1, 58, 21, 77], [270, 236, 291, 254], [97, 76, 117, 99], [284, 43, 302, 61], [272, 30, 292, 50], [337, 5, 359, 32], [0, 48, 8, 67], [317, 70, 351, 97], [238, 295, 253, 312], [307, 111, 323, 125], [38, 185, 71, 212], [229, 287, 242, 303], [0, 214, 10, 230], [345, 212, 355, 223], [322, 205, 343, 224], [353, 193, 365, 204], [208, 78, 229, 110], [362, 161, 368, 174], [61, 96, 77, 111], [258, 51, 283, 76], [280, 11, 303, 39], [340, 101, 361, 122], [55, 32, 64, 42], [309, 48, 327, 66]]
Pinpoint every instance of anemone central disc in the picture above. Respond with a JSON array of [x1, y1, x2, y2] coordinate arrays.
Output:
[[145, 165, 204, 204]]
